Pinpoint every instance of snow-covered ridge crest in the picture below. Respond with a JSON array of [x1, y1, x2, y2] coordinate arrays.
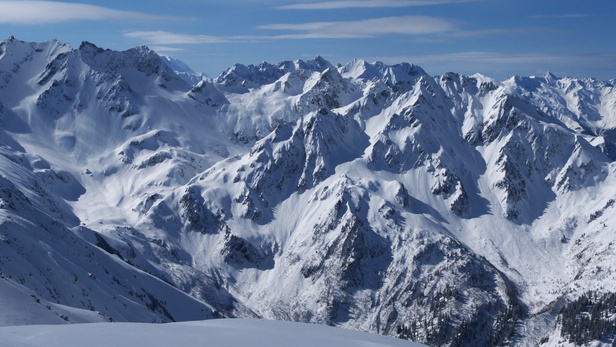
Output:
[[1, 37, 616, 346], [160, 55, 209, 86]]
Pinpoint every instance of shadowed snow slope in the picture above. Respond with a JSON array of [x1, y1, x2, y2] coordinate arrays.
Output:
[[0, 319, 426, 347], [1, 37, 616, 346]]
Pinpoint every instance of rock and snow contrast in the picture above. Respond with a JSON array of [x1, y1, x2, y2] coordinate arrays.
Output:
[[0, 36, 615, 346]]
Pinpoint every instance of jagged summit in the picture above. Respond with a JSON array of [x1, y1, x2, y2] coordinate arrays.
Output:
[[214, 56, 338, 91], [78, 40, 103, 51], [160, 55, 208, 86], [1, 37, 616, 346]]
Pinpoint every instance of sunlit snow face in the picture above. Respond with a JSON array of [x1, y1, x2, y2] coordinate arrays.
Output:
[[1, 36, 616, 347]]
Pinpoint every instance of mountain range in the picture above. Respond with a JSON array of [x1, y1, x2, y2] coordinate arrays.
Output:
[[0, 36, 615, 346]]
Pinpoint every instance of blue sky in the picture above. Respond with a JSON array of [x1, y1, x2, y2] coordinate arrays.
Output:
[[0, 0, 615, 80]]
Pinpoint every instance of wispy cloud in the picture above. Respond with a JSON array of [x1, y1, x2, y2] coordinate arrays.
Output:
[[149, 46, 185, 53], [124, 31, 226, 44], [125, 16, 458, 45], [399, 52, 573, 65], [528, 14, 592, 20], [368, 51, 616, 78], [258, 16, 457, 38], [0, 1, 175, 24], [277, 0, 478, 10]]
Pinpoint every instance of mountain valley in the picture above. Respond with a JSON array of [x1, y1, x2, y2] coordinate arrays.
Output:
[[1, 36, 615, 346]]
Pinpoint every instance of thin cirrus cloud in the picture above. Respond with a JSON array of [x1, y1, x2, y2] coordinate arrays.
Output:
[[0, 1, 175, 24], [149, 46, 185, 53], [528, 14, 592, 19], [402, 52, 574, 65], [258, 16, 457, 38], [369, 51, 616, 77], [276, 0, 478, 10], [124, 31, 226, 44], [124, 16, 458, 45]]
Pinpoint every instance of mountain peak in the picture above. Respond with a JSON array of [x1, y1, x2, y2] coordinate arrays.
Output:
[[295, 56, 335, 73], [160, 55, 195, 74], [2, 37, 616, 347], [339, 59, 427, 85], [160, 55, 208, 85], [544, 71, 558, 81], [310, 55, 331, 67], [79, 40, 101, 51]]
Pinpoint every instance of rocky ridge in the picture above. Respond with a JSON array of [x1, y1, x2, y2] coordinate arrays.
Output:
[[1, 37, 616, 346]]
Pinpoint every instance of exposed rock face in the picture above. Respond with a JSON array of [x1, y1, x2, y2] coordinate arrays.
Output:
[[1, 37, 616, 346]]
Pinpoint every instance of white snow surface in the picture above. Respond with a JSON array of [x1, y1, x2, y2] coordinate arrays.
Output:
[[1, 37, 616, 346], [0, 319, 425, 347], [0, 276, 109, 327], [160, 55, 209, 85]]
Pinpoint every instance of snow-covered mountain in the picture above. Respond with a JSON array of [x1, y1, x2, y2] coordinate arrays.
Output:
[[160, 55, 209, 86], [1, 37, 615, 346]]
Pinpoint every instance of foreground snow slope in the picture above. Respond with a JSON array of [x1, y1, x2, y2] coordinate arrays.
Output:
[[0, 319, 425, 347], [1, 37, 616, 346], [0, 276, 109, 327]]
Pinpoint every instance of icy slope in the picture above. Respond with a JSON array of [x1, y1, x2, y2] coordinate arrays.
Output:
[[1, 37, 616, 346]]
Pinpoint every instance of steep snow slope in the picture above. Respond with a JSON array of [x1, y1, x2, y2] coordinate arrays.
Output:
[[1, 37, 615, 346], [0, 276, 109, 327], [0, 136, 216, 323], [160, 55, 208, 86]]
